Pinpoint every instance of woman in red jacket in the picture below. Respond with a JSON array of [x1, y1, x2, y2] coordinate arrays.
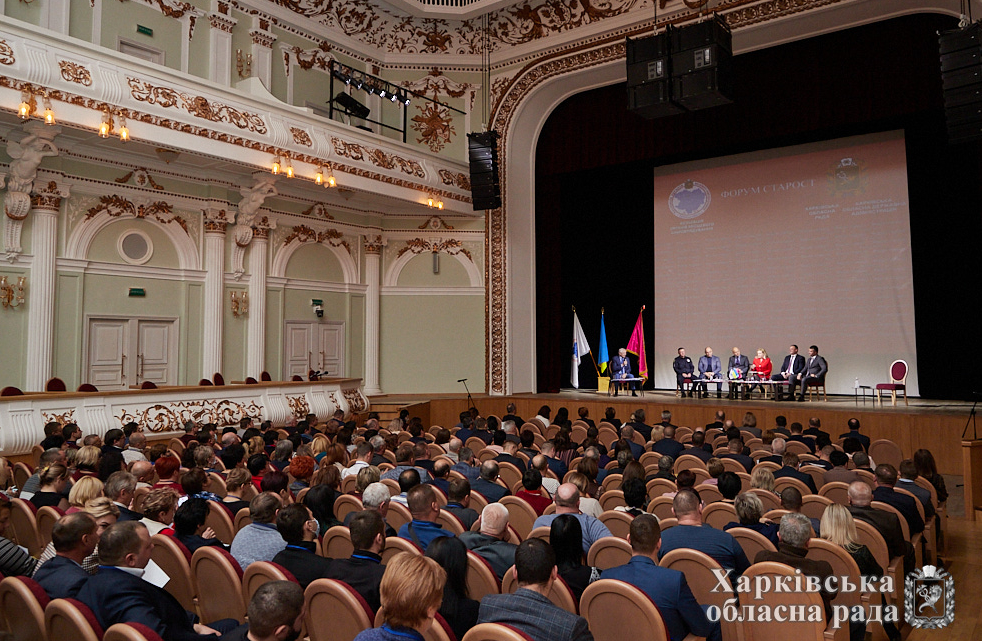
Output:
[[748, 348, 773, 397]]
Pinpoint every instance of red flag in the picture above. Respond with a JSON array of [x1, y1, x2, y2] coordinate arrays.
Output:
[[626, 307, 648, 382]]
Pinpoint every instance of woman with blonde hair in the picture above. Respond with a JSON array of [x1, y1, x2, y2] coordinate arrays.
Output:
[[141, 487, 179, 536], [33, 497, 120, 575], [67, 476, 104, 513], [703, 458, 724, 486], [246, 436, 266, 457], [566, 472, 602, 518], [30, 463, 71, 511], [73, 445, 101, 481], [354, 551, 447, 641], [322, 442, 349, 473], [222, 468, 253, 515], [747, 348, 772, 396], [750, 467, 777, 494]]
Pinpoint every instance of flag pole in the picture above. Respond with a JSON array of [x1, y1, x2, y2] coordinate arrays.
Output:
[[574, 305, 601, 377]]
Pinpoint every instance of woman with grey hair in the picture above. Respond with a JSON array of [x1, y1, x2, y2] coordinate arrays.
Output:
[[722, 491, 779, 545]]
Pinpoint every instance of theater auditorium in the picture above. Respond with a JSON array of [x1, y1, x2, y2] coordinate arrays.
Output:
[[0, 0, 980, 639]]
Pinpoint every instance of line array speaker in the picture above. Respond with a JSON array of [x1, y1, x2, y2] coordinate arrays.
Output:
[[940, 22, 982, 144], [467, 131, 501, 211]]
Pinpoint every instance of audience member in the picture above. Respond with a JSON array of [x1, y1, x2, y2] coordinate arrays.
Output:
[[460, 503, 517, 579], [478, 538, 593, 641], [516, 468, 552, 515], [353, 552, 446, 641], [531, 484, 612, 555], [872, 463, 924, 535], [716, 472, 741, 502], [824, 451, 861, 485], [174, 498, 226, 553], [658, 490, 749, 577], [271, 503, 332, 588], [779, 487, 821, 535], [550, 514, 600, 600], [444, 478, 479, 531], [773, 453, 818, 493], [532, 455, 560, 497], [615, 478, 649, 517], [913, 449, 947, 503], [472, 460, 510, 503], [398, 484, 453, 551], [33, 511, 97, 598], [451, 446, 481, 481], [302, 484, 342, 535], [140, 487, 179, 536], [30, 462, 71, 511], [231, 492, 286, 569], [424, 536, 479, 640], [719, 439, 754, 474], [223, 468, 254, 515], [846, 481, 913, 573], [346, 482, 397, 537], [222, 580, 304, 641], [325, 510, 387, 612], [723, 492, 779, 545]]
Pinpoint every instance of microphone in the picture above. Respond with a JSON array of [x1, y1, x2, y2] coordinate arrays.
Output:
[[458, 378, 467, 382]]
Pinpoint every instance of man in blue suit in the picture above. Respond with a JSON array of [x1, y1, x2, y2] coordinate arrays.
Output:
[[34, 512, 98, 599], [604, 515, 721, 641], [77, 521, 241, 641], [772, 344, 806, 401], [727, 347, 751, 399], [695, 347, 722, 398], [610, 347, 637, 397]]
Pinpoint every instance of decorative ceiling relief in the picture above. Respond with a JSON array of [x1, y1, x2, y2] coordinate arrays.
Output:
[[418, 216, 454, 230], [127, 77, 268, 134], [400, 68, 479, 153], [58, 61, 93, 86], [283, 224, 352, 253], [115, 168, 165, 190], [0, 40, 15, 65], [301, 203, 336, 219], [85, 194, 191, 235], [489, 0, 645, 47], [438, 169, 471, 191], [284, 42, 336, 78], [411, 103, 456, 153], [397, 237, 472, 260], [331, 137, 426, 177]]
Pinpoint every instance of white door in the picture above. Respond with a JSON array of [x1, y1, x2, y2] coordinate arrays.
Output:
[[283, 321, 345, 379], [85, 317, 178, 390], [87, 320, 129, 390]]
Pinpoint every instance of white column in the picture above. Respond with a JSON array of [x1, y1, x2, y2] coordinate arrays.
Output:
[[24, 193, 63, 392], [250, 24, 276, 89], [208, 13, 236, 86], [246, 225, 269, 378], [202, 216, 226, 379], [363, 235, 384, 395]]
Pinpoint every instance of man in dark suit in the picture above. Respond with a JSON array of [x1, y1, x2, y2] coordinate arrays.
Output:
[[770, 415, 791, 437], [823, 451, 861, 485], [719, 438, 754, 474], [727, 347, 751, 399], [272, 504, 334, 589], [803, 417, 830, 439], [755, 513, 837, 623], [872, 464, 925, 535], [772, 345, 806, 401], [705, 410, 725, 432], [428, 459, 452, 496], [786, 422, 816, 453], [685, 431, 713, 462], [576, 407, 596, 430], [495, 440, 528, 473], [539, 442, 568, 479], [478, 538, 594, 641], [472, 461, 510, 503], [618, 426, 645, 461], [779, 487, 821, 535], [325, 510, 387, 612], [502, 403, 526, 429], [673, 348, 696, 397], [757, 438, 785, 465], [610, 347, 637, 397], [460, 503, 518, 579], [444, 478, 480, 531], [847, 481, 915, 573], [225, 581, 304, 641], [78, 521, 240, 641], [651, 425, 685, 460], [604, 515, 721, 641], [839, 418, 871, 452], [897, 460, 936, 521], [105, 471, 143, 522], [34, 512, 98, 599], [773, 453, 818, 493], [626, 409, 653, 443], [794, 345, 828, 401]]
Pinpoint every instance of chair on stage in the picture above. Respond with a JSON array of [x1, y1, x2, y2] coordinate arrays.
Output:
[[875, 360, 909, 406], [806, 368, 828, 401]]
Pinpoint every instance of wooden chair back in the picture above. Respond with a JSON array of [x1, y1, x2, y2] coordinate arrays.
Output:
[[323, 525, 355, 558], [304, 578, 374, 641], [599, 510, 634, 539], [580, 579, 671, 641], [727, 526, 777, 563], [466, 550, 501, 600], [586, 536, 632, 570], [190, 546, 245, 623], [150, 534, 196, 611], [702, 502, 737, 530]]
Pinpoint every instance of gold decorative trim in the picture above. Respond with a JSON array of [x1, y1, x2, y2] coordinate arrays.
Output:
[[438, 169, 471, 191], [250, 29, 276, 48], [116, 398, 263, 432], [419, 216, 454, 230], [127, 77, 268, 134], [290, 42, 335, 72], [41, 409, 76, 425], [290, 127, 313, 147], [209, 14, 236, 33], [58, 60, 93, 86], [300, 203, 335, 219], [30, 181, 66, 211], [286, 395, 310, 419], [0, 39, 15, 65], [115, 168, 165, 190], [397, 237, 471, 260], [331, 138, 425, 178], [283, 224, 352, 254], [204, 220, 227, 233], [86, 194, 190, 234], [363, 234, 384, 254]]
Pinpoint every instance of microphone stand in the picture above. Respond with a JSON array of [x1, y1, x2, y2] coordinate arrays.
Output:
[[459, 378, 478, 415], [962, 396, 979, 440]]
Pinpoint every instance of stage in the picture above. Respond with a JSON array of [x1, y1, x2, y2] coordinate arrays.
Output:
[[373, 389, 979, 478]]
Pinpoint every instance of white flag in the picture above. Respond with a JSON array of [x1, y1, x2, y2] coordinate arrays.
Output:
[[571, 311, 592, 389]]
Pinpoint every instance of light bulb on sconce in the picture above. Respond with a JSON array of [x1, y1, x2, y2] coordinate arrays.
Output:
[[284, 158, 294, 179], [271, 156, 281, 175], [117, 115, 130, 142], [230, 290, 249, 317], [42, 97, 55, 125], [0, 275, 26, 309], [98, 111, 112, 138], [326, 166, 336, 188], [315, 165, 325, 185]]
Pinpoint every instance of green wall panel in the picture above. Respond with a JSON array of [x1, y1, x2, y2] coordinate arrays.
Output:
[[397, 252, 470, 287], [0, 268, 29, 391], [53, 272, 83, 390], [86, 218, 180, 267], [284, 244, 345, 282], [223, 285, 247, 381]]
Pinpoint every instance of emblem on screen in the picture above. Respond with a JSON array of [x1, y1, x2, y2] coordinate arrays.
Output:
[[827, 157, 868, 197], [668, 180, 711, 219], [905, 565, 954, 629]]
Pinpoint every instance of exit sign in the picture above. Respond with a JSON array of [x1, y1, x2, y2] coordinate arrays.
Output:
[[136, 25, 153, 36]]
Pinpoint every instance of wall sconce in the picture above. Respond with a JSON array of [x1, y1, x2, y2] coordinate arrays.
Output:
[[117, 114, 129, 142], [18, 90, 34, 119], [98, 108, 128, 141], [427, 195, 444, 210], [0, 276, 26, 309], [326, 165, 336, 188], [271, 155, 281, 175], [42, 97, 55, 125], [99, 110, 113, 138], [284, 157, 294, 178], [236, 49, 253, 79], [231, 290, 248, 317], [315, 165, 324, 185]]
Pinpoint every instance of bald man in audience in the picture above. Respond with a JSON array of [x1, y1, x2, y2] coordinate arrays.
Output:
[[471, 460, 510, 503], [34, 512, 98, 599], [846, 481, 914, 573], [603, 515, 720, 641], [460, 503, 518, 579], [531, 455, 560, 497], [872, 463, 925, 535], [658, 489, 749, 577], [531, 484, 612, 554]]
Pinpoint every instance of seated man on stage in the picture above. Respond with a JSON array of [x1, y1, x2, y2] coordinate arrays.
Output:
[[772, 344, 805, 401], [794, 345, 828, 401], [695, 347, 722, 399], [673, 348, 695, 397], [610, 347, 637, 397], [727, 347, 751, 400]]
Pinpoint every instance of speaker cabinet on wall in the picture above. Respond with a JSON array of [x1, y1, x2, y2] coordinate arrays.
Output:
[[467, 131, 501, 211], [940, 22, 982, 143]]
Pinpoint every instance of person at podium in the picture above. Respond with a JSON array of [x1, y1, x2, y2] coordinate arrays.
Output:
[[695, 347, 722, 399], [673, 348, 695, 397], [610, 348, 637, 397]]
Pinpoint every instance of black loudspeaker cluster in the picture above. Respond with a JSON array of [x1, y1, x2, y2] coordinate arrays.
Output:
[[467, 131, 501, 211], [627, 14, 733, 119], [940, 22, 982, 144]]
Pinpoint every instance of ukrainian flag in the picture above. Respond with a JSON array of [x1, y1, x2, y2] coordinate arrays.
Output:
[[598, 310, 609, 374]]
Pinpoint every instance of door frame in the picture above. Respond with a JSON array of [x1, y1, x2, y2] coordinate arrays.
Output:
[[282, 320, 346, 380], [82, 314, 181, 389]]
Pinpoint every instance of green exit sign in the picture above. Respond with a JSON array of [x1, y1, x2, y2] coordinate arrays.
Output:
[[136, 25, 153, 36], [128, 288, 146, 297]]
